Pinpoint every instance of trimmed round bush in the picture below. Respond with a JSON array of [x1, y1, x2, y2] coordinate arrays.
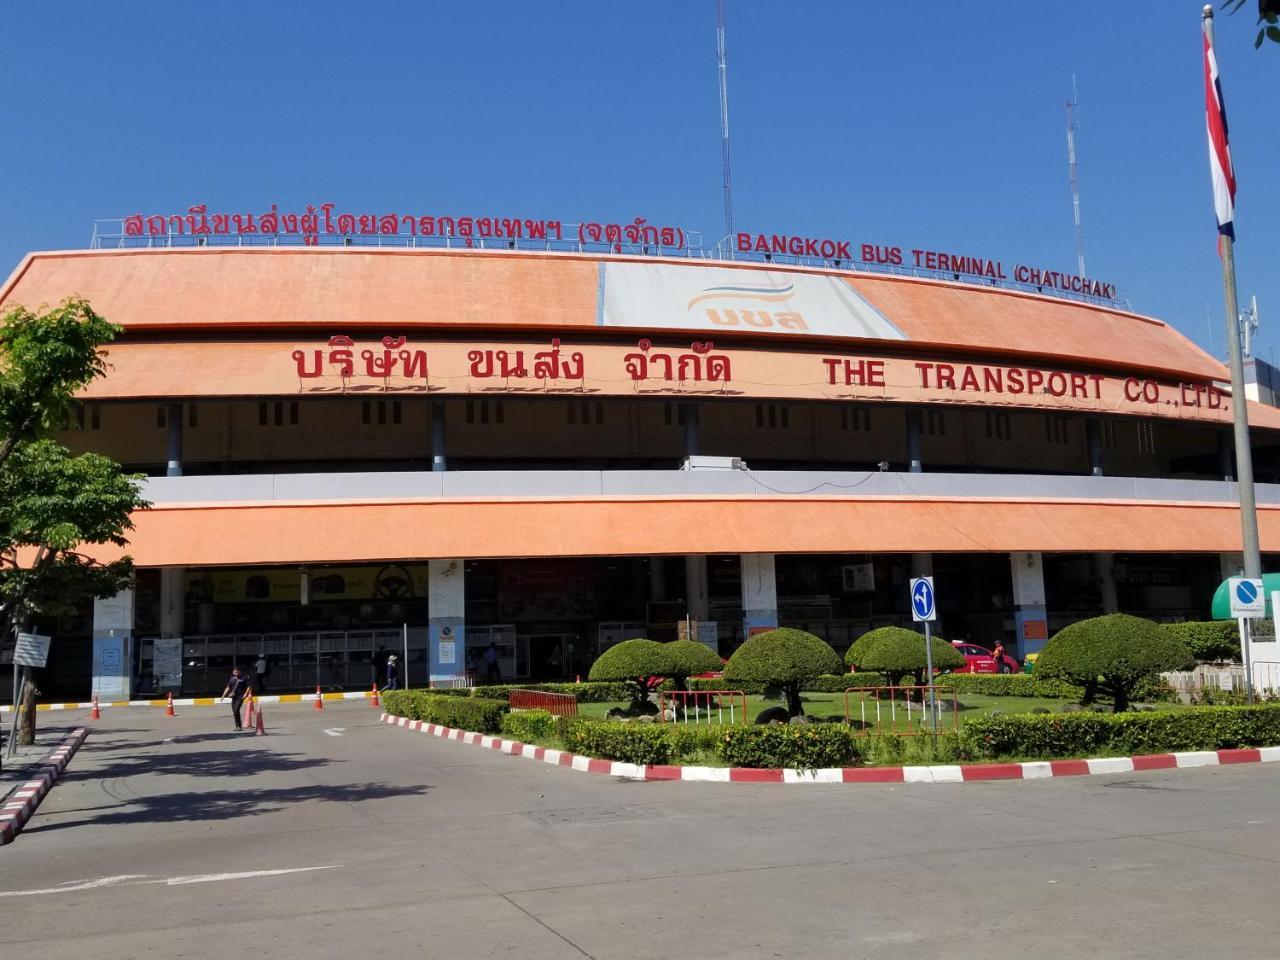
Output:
[[847, 626, 932, 670], [1162, 620, 1242, 663], [588, 638, 675, 708], [855, 628, 964, 688], [664, 639, 723, 689], [723, 628, 842, 717], [1036, 613, 1194, 712]]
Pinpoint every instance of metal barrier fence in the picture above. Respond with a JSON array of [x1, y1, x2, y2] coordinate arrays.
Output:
[[842, 686, 959, 736], [429, 674, 475, 690], [658, 689, 748, 725], [509, 689, 578, 717]]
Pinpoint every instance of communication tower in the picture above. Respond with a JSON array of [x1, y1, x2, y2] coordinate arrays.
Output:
[[1065, 75, 1086, 278], [716, 0, 734, 243]]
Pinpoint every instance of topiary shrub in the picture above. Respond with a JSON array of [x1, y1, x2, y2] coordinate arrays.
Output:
[[845, 626, 920, 669], [1036, 613, 1194, 713], [855, 628, 964, 688], [722, 628, 842, 717], [587, 638, 676, 711], [718, 724, 859, 769], [500, 709, 558, 744], [1162, 621, 1242, 663], [664, 639, 723, 691]]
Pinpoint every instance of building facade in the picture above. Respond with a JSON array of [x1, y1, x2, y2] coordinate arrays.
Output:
[[3, 239, 1279, 697]]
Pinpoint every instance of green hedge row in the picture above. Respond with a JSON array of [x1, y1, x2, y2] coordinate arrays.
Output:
[[559, 717, 718, 765], [500, 709, 559, 743], [685, 673, 886, 695], [719, 725, 859, 769], [959, 704, 1280, 760], [382, 690, 509, 733], [1162, 621, 1242, 663], [937, 674, 1084, 698]]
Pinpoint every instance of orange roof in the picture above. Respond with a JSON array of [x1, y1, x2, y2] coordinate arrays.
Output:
[[78, 494, 1280, 567], [0, 248, 1226, 382]]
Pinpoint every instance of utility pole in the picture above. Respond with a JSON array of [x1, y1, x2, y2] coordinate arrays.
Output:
[[716, 0, 734, 244], [1065, 75, 1086, 278]]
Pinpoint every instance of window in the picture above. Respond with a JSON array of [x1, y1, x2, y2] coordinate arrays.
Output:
[[361, 400, 402, 425], [1100, 419, 1117, 449], [1044, 416, 1070, 444], [755, 403, 789, 429], [465, 399, 503, 425], [841, 407, 871, 431], [156, 405, 167, 428], [924, 409, 946, 436], [567, 401, 604, 425], [984, 411, 1011, 440], [72, 403, 99, 431], [258, 401, 298, 427], [1137, 419, 1156, 455], [187, 403, 198, 428]]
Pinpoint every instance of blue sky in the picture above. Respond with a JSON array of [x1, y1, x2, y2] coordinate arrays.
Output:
[[1, 2, 1276, 362]]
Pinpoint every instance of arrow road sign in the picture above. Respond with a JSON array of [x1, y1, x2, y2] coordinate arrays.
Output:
[[910, 577, 936, 623], [1229, 577, 1265, 618]]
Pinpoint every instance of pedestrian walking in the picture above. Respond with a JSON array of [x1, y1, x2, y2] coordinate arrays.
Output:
[[254, 652, 269, 693], [384, 653, 399, 691], [992, 639, 1007, 674], [221, 666, 250, 731], [483, 642, 501, 683]]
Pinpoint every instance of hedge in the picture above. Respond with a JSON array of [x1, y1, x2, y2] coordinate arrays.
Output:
[[959, 704, 1280, 761], [937, 674, 1084, 698], [1162, 621, 1242, 663], [500, 709, 559, 743], [718, 724, 860, 769], [558, 718, 717, 765], [381, 690, 508, 733], [468, 681, 632, 703]]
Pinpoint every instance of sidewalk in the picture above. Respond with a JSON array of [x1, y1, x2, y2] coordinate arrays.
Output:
[[0, 689, 375, 713], [0, 720, 80, 804]]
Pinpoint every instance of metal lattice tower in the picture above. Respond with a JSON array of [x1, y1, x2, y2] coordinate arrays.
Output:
[[1065, 75, 1086, 278], [716, 0, 734, 242]]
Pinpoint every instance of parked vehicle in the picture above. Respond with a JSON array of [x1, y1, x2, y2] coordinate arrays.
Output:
[[949, 641, 1019, 674]]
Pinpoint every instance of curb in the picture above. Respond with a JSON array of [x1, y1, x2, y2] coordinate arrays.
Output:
[[0, 691, 375, 714], [1, 728, 88, 844], [378, 714, 1280, 784]]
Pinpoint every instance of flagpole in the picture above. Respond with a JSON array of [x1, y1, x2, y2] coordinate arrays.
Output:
[[1204, 5, 1260, 703]]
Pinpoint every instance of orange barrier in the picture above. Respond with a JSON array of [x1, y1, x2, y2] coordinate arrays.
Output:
[[508, 689, 578, 717], [842, 685, 959, 736], [658, 689, 748, 725]]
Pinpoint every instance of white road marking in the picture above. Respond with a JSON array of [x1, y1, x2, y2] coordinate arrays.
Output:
[[165, 865, 339, 885], [0, 865, 339, 897], [322, 728, 345, 737]]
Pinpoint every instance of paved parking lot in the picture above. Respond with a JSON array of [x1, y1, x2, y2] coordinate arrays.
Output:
[[2, 700, 1278, 959]]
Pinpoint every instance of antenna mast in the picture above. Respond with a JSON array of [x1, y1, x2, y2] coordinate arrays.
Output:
[[1242, 294, 1260, 359], [716, 0, 734, 242], [1065, 75, 1086, 277]]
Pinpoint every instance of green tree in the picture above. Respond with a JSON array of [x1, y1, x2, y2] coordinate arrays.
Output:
[[664, 639, 722, 691], [722, 628, 842, 717], [587, 639, 675, 713], [1035, 614, 1194, 713], [0, 299, 146, 748], [852, 627, 964, 688], [1223, 1, 1280, 49]]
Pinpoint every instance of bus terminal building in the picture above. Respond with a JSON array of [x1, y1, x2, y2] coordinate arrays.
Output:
[[3, 215, 1278, 698]]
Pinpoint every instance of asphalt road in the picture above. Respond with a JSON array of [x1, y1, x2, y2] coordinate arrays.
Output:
[[2, 700, 1278, 959]]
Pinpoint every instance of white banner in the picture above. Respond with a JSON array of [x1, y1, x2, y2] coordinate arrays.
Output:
[[600, 263, 906, 341]]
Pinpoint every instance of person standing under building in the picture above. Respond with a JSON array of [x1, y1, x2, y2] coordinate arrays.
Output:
[[254, 652, 269, 693], [221, 666, 250, 731], [483, 642, 501, 683], [384, 653, 399, 691]]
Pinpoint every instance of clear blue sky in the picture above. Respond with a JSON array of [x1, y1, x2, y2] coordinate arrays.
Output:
[[1, 2, 1276, 363]]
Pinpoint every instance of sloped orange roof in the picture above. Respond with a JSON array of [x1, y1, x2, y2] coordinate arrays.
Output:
[[0, 247, 1225, 381], [78, 494, 1280, 567]]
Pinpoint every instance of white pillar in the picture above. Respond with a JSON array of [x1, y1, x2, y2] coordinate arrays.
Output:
[[741, 554, 778, 636], [685, 555, 709, 621], [1095, 553, 1118, 614], [428, 559, 465, 683], [92, 589, 134, 700], [1010, 551, 1048, 657]]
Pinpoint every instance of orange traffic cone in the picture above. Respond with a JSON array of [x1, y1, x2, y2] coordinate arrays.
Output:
[[90, 695, 101, 721], [244, 690, 256, 728], [371, 682, 380, 708], [313, 684, 324, 711], [254, 707, 266, 736], [165, 692, 176, 717]]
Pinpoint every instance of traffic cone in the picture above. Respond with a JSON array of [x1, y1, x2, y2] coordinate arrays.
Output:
[[166, 692, 176, 717], [313, 684, 324, 711], [370, 682, 380, 708], [254, 707, 266, 736], [90, 695, 101, 721], [244, 690, 256, 728]]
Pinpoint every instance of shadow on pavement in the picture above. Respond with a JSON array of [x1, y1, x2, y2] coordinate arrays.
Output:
[[26, 781, 431, 831], [58, 745, 339, 782]]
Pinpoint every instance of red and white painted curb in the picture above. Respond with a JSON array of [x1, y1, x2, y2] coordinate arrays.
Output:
[[1, 728, 88, 844], [380, 713, 1280, 784]]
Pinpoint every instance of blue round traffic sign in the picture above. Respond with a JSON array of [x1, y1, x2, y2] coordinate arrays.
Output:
[[1237, 580, 1258, 605], [911, 578, 935, 620]]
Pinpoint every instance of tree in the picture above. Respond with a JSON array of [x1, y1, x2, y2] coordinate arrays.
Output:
[[722, 628, 842, 717], [1035, 614, 1194, 713], [664, 639, 722, 691], [0, 299, 146, 748], [587, 639, 675, 713], [852, 626, 965, 688], [1223, 0, 1280, 49]]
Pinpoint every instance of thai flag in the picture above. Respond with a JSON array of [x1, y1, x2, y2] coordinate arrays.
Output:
[[1204, 20, 1236, 242]]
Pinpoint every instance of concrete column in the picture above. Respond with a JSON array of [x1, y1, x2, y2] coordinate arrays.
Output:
[[1095, 553, 1118, 613], [166, 403, 183, 477], [159, 568, 185, 637], [906, 408, 923, 473], [681, 402, 700, 458], [428, 559, 465, 682], [431, 399, 447, 472], [649, 557, 667, 602], [1220, 552, 1245, 581], [684, 555, 709, 621], [1219, 431, 1235, 482], [1010, 551, 1048, 657], [741, 554, 779, 636], [92, 588, 135, 700], [1086, 418, 1104, 477]]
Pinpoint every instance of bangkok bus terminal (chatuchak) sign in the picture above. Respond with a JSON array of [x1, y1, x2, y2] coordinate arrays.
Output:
[[102, 203, 1120, 304]]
